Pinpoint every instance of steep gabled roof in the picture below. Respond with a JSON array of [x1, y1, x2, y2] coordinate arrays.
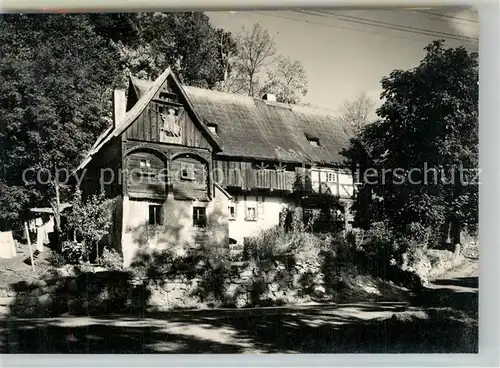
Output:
[[73, 68, 221, 175], [75, 68, 356, 176], [131, 80, 355, 166]]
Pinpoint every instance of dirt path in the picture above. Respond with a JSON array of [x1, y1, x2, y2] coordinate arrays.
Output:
[[433, 256, 478, 280], [427, 256, 479, 292]]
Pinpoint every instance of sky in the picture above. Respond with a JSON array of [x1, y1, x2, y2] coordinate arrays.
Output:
[[207, 7, 478, 112]]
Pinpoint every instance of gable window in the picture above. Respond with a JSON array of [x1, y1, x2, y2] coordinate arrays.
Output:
[[193, 206, 207, 227], [149, 205, 163, 226], [180, 162, 195, 181], [228, 205, 236, 220], [246, 206, 256, 221], [208, 125, 217, 134], [140, 159, 152, 169], [158, 90, 178, 103]]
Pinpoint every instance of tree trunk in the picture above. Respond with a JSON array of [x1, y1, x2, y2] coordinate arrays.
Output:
[[49, 180, 62, 251], [451, 216, 461, 245]]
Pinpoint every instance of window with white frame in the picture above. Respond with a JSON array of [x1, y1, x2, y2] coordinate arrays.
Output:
[[308, 139, 320, 146], [180, 162, 195, 180], [228, 205, 236, 220], [326, 171, 337, 183], [245, 206, 256, 221]]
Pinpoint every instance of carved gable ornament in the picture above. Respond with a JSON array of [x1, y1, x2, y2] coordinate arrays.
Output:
[[159, 107, 183, 144], [160, 108, 181, 137]]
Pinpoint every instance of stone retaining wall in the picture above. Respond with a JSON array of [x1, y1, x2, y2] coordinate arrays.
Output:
[[0, 257, 328, 317], [144, 257, 327, 310]]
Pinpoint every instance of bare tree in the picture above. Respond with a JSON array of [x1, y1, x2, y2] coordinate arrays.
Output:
[[218, 23, 276, 96], [338, 93, 377, 130], [261, 56, 308, 104]]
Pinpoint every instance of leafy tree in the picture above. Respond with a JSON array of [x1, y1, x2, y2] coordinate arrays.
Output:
[[86, 13, 140, 44], [118, 12, 233, 88], [0, 13, 234, 232], [349, 40, 478, 243], [261, 56, 308, 104], [65, 189, 115, 262], [0, 14, 123, 232]]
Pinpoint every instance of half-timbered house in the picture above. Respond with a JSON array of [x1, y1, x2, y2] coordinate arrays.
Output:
[[74, 67, 356, 266]]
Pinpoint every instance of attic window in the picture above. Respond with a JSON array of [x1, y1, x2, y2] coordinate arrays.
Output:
[[159, 91, 177, 103], [305, 133, 320, 146], [140, 159, 152, 168], [204, 118, 218, 135]]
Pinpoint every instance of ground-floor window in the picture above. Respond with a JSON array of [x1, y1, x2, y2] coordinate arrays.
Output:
[[193, 206, 207, 227], [228, 205, 236, 220], [245, 206, 256, 221], [148, 204, 163, 226]]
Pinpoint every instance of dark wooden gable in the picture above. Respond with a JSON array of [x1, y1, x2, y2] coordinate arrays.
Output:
[[125, 75, 213, 150]]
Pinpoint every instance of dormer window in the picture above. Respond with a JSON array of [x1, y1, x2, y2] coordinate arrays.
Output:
[[309, 139, 320, 146], [204, 118, 218, 135], [305, 133, 320, 147]]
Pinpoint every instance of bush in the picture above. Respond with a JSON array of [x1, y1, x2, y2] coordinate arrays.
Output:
[[97, 247, 123, 270], [129, 249, 175, 281], [65, 189, 115, 262], [357, 222, 399, 268], [61, 240, 85, 264], [47, 252, 67, 268], [243, 225, 324, 261]]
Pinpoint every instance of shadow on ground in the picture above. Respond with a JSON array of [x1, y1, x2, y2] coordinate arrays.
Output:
[[0, 273, 478, 353], [432, 277, 478, 289]]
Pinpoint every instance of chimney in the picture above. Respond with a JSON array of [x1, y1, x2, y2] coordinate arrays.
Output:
[[262, 93, 276, 102], [113, 89, 127, 127]]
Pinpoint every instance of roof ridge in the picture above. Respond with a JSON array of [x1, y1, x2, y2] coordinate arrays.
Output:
[[183, 85, 339, 115]]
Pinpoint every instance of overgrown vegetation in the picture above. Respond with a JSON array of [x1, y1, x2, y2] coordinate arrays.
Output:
[[97, 247, 124, 270], [0, 15, 310, 234], [344, 40, 478, 244], [63, 189, 115, 263]]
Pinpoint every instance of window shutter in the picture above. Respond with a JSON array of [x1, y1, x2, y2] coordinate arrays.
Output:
[[149, 205, 155, 225]]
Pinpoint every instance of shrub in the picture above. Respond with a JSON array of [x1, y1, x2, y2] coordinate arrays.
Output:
[[61, 240, 85, 264], [65, 189, 115, 262], [47, 251, 66, 268], [129, 249, 175, 281], [357, 222, 399, 268], [97, 247, 123, 270], [243, 225, 324, 261]]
